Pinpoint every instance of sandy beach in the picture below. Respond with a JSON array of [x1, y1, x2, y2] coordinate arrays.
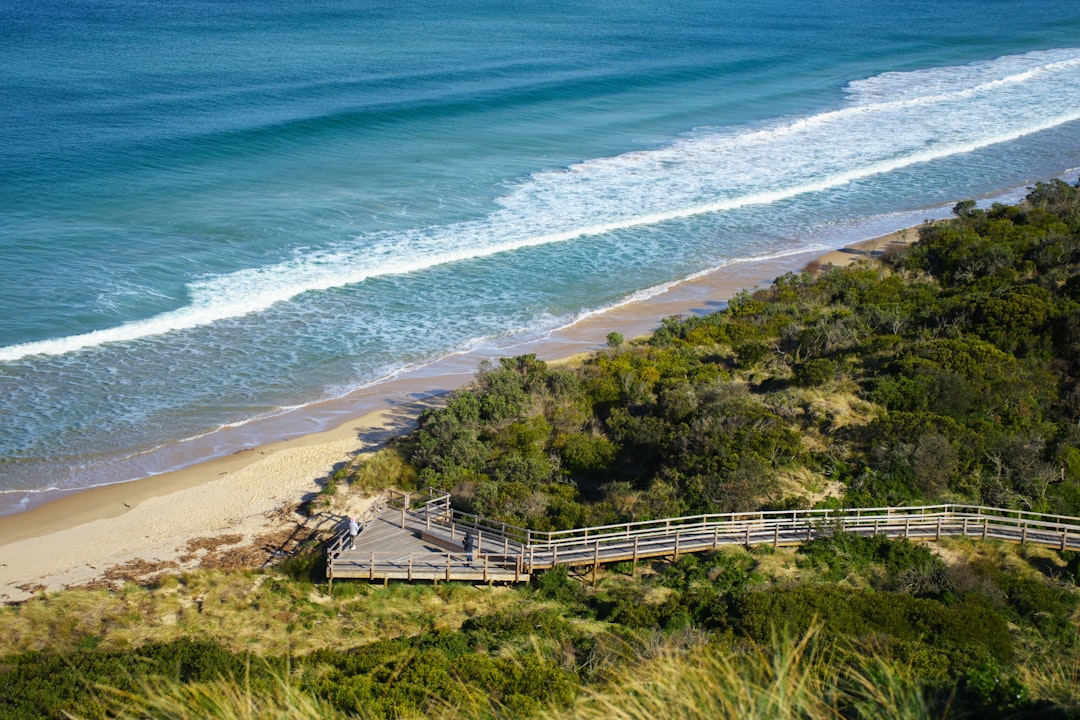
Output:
[[0, 228, 918, 604]]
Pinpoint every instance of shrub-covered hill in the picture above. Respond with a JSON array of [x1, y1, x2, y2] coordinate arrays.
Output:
[[2, 181, 1080, 720], [376, 179, 1080, 529]]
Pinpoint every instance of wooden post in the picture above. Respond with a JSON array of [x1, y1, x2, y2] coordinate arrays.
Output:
[[369, 552, 375, 581], [408, 553, 414, 581], [1062, 529, 1069, 552], [904, 517, 910, 538], [446, 553, 451, 582], [963, 517, 968, 536], [632, 536, 639, 576], [773, 525, 779, 549], [935, 517, 941, 541], [593, 540, 600, 587], [674, 531, 681, 561], [1021, 525, 1028, 545], [806, 520, 812, 541], [484, 555, 490, 584], [745, 525, 751, 547], [873, 518, 879, 536], [713, 525, 719, 549], [982, 520, 988, 540]]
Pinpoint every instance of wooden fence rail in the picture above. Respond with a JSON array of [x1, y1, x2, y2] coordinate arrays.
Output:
[[328, 492, 1080, 585]]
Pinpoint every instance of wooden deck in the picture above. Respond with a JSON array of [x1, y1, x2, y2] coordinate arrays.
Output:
[[327, 494, 527, 585], [327, 493, 1080, 587]]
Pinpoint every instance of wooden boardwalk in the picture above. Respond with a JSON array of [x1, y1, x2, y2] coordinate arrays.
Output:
[[327, 492, 1080, 587], [327, 493, 527, 586]]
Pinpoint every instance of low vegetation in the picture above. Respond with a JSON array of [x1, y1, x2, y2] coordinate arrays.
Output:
[[2, 180, 1080, 718]]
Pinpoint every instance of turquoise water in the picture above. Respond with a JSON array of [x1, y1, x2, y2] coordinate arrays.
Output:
[[3, 0, 1080, 514]]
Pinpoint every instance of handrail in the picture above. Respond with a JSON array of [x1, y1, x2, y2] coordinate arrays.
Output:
[[518, 504, 1080, 546], [407, 493, 1080, 551], [327, 491, 392, 570], [330, 492, 1080, 584]]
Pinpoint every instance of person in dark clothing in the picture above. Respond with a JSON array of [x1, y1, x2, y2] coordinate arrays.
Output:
[[462, 531, 474, 562]]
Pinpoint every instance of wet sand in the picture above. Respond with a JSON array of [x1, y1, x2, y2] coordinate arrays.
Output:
[[0, 228, 918, 603]]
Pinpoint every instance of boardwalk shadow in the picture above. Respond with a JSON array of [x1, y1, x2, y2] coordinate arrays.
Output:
[[686, 300, 729, 318], [353, 391, 450, 448]]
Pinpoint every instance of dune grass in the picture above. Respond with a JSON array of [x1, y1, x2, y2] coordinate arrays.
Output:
[[0, 571, 528, 657], [72, 626, 969, 720]]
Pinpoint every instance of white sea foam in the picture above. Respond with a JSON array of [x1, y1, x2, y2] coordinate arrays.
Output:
[[3, 48, 1080, 363]]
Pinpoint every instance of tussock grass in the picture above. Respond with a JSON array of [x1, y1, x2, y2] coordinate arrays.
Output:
[[1019, 656, 1080, 709], [0, 570, 531, 657], [562, 629, 837, 720], [345, 447, 417, 494], [559, 627, 954, 720], [83, 672, 349, 720], [71, 627, 961, 720]]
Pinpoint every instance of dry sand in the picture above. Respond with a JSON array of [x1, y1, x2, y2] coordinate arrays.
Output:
[[0, 227, 919, 604]]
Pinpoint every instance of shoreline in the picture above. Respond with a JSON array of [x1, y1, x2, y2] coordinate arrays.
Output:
[[0, 228, 918, 604]]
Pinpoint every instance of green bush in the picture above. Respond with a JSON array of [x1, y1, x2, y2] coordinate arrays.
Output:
[[795, 357, 836, 387], [733, 585, 1013, 677], [796, 532, 944, 587], [534, 565, 588, 607]]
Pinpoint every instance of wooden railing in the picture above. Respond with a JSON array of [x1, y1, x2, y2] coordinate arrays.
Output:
[[326, 491, 390, 564], [330, 550, 527, 583], [329, 492, 1080, 583]]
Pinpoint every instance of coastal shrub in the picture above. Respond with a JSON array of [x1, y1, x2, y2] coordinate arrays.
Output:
[[410, 395, 485, 481], [733, 585, 1013, 677], [960, 657, 1032, 719], [662, 549, 756, 596], [487, 449, 555, 487], [734, 340, 769, 368], [534, 566, 588, 608], [0, 639, 279, 720], [558, 432, 617, 480], [594, 584, 664, 628], [460, 606, 577, 648], [980, 564, 1079, 641], [796, 533, 944, 588], [295, 616, 584, 716], [794, 357, 836, 387]]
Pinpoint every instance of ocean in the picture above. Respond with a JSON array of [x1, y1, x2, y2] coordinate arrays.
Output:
[[3, 0, 1080, 516]]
